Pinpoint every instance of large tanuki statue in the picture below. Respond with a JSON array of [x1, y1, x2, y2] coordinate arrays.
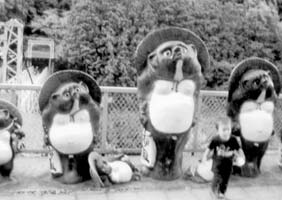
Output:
[[135, 27, 210, 180], [0, 99, 25, 182], [227, 57, 281, 177], [39, 70, 102, 184]]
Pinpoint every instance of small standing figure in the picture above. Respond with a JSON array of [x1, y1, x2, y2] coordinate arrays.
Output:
[[202, 116, 244, 199]]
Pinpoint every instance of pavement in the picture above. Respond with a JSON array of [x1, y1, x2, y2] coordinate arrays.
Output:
[[1, 152, 282, 200]]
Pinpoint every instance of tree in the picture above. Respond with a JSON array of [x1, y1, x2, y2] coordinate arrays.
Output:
[[0, 0, 35, 23], [245, 0, 282, 72], [63, 0, 157, 86], [3, 0, 281, 89]]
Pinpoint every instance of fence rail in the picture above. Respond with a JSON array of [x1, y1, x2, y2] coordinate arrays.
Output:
[[0, 84, 281, 154]]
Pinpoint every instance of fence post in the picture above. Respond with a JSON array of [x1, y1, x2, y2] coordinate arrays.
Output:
[[192, 93, 203, 153], [11, 88, 17, 106], [101, 92, 109, 153]]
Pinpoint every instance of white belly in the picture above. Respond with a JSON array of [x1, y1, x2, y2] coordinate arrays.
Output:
[[0, 131, 13, 165], [149, 92, 194, 133], [148, 80, 195, 133], [49, 110, 94, 155], [239, 110, 273, 142], [108, 161, 133, 183]]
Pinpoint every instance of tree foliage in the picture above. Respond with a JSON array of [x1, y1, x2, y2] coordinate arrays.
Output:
[[0, 0, 35, 23], [61, 0, 282, 88], [2, 0, 282, 89], [63, 0, 156, 86]]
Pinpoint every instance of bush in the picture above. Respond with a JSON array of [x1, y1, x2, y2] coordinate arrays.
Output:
[[57, 0, 282, 88]]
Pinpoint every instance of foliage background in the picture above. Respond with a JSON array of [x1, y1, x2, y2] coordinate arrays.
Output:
[[1, 0, 282, 89]]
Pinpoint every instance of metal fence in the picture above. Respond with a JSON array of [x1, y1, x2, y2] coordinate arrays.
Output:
[[0, 84, 281, 154]]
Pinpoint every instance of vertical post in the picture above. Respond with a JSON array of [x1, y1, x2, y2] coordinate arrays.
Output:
[[48, 59, 52, 73], [11, 88, 17, 106], [101, 92, 109, 153], [2, 23, 7, 82], [16, 23, 23, 83], [193, 92, 202, 152]]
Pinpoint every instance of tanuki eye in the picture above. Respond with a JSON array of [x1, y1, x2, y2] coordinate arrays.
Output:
[[181, 48, 187, 53], [255, 79, 260, 85], [163, 50, 172, 57], [64, 92, 70, 98], [253, 79, 260, 87]]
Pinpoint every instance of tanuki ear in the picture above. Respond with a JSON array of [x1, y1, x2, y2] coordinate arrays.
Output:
[[189, 44, 198, 55], [78, 81, 89, 93], [0, 109, 10, 119], [148, 52, 156, 62], [147, 52, 158, 71]]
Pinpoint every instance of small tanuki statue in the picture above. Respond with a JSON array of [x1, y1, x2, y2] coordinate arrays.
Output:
[[0, 99, 25, 182], [227, 57, 281, 177], [134, 27, 210, 180], [39, 70, 139, 185]]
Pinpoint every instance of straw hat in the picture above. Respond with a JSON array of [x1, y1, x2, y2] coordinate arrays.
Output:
[[38, 70, 101, 112], [0, 99, 22, 125], [228, 57, 281, 102], [134, 27, 210, 75]]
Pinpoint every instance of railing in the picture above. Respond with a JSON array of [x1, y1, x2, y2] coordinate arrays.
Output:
[[0, 84, 281, 154]]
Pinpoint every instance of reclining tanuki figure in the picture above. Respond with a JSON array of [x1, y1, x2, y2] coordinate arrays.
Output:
[[88, 152, 141, 187]]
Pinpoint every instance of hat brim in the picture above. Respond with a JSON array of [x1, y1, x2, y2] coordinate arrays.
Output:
[[38, 70, 101, 112], [0, 99, 22, 125], [228, 57, 281, 102], [134, 27, 210, 75]]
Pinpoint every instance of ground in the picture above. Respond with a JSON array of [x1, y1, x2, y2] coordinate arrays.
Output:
[[0, 151, 282, 199]]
